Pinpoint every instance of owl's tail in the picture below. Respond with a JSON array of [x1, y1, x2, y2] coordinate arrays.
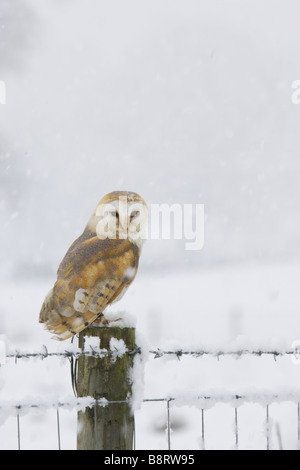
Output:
[[39, 288, 101, 340], [39, 288, 54, 323]]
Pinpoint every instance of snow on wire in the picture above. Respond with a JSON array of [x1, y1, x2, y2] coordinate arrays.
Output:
[[3, 344, 140, 363], [3, 391, 300, 416], [1, 342, 299, 449], [2, 344, 296, 363], [1, 393, 300, 450]]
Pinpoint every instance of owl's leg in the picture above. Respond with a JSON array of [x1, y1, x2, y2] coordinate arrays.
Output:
[[98, 315, 110, 326]]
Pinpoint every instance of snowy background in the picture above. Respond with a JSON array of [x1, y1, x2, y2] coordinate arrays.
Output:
[[0, 0, 300, 450]]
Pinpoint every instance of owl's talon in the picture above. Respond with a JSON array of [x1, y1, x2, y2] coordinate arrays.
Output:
[[99, 316, 109, 326]]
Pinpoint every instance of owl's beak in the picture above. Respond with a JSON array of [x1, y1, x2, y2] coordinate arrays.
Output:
[[118, 221, 128, 238]]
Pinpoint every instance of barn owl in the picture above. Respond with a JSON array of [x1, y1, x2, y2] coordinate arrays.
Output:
[[39, 191, 148, 340]]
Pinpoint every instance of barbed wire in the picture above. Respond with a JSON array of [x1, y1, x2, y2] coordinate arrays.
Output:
[[149, 348, 295, 360], [2, 345, 296, 363], [4, 345, 141, 363]]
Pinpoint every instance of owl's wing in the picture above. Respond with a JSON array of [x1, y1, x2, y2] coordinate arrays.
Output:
[[39, 278, 132, 340], [39, 237, 139, 340]]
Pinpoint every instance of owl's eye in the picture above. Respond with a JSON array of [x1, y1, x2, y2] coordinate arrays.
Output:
[[111, 211, 119, 218], [130, 210, 140, 220]]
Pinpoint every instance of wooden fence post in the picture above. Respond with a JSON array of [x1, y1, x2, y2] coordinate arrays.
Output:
[[76, 326, 136, 450]]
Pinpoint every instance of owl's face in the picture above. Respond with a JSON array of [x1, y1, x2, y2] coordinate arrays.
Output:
[[90, 191, 148, 248]]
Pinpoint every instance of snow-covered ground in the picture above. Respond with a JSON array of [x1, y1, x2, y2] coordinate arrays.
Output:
[[1, 261, 300, 450]]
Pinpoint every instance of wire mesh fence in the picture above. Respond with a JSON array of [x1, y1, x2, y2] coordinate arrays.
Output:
[[0, 343, 299, 450], [1, 393, 300, 450]]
